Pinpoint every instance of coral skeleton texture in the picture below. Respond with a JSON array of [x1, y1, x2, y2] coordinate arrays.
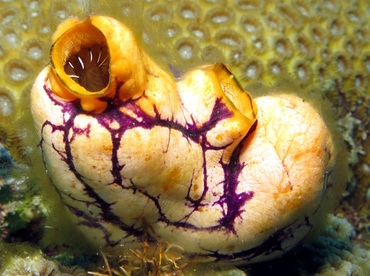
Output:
[[0, 0, 369, 274]]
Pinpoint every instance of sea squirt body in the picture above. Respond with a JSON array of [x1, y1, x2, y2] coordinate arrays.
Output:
[[30, 16, 346, 264]]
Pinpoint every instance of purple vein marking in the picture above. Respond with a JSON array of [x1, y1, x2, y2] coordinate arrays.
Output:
[[40, 83, 255, 245]]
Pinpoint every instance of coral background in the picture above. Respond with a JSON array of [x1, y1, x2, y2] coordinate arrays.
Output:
[[0, 0, 369, 274]]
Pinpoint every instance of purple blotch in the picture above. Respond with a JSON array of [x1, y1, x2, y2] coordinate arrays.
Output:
[[216, 130, 256, 233]]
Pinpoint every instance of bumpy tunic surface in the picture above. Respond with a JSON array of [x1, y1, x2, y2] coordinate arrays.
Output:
[[31, 16, 346, 264]]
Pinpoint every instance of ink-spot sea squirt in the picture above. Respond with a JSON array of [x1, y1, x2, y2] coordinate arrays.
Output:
[[30, 16, 347, 264]]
